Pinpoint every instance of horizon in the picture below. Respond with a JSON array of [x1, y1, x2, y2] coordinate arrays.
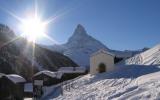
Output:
[[0, 0, 160, 50]]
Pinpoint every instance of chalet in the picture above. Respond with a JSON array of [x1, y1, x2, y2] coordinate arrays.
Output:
[[0, 74, 26, 100], [32, 70, 63, 99], [90, 49, 115, 74], [33, 70, 63, 86]]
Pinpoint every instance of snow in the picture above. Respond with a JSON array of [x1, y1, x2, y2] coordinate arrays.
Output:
[[0, 73, 5, 78], [119, 44, 160, 65], [6, 74, 26, 83], [42, 84, 63, 100], [53, 65, 160, 100], [58, 67, 86, 73], [34, 70, 63, 79], [0, 73, 26, 83], [43, 45, 159, 100], [33, 44, 160, 100], [136, 71, 160, 85], [42, 76, 83, 100], [53, 24, 109, 67]]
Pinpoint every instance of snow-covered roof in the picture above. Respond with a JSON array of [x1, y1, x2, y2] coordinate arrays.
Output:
[[6, 74, 26, 84], [58, 67, 86, 73], [0, 73, 5, 78], [34, 70, 63, 79], [91, 49, 115, 57]]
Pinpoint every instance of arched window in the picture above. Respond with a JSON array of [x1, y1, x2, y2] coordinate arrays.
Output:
[[98, 63, 106, 73]]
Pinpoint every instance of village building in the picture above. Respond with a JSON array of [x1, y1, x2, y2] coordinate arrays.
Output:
[[90, 49, 115, 74], [33, 70, 63, 86], [0, 74, 26, 100], [32, 70, 63, 99]]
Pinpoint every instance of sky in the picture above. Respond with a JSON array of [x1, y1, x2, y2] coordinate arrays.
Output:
[[0, 0, 160, 50]]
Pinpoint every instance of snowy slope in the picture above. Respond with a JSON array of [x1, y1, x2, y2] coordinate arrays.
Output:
[[53, 65, 160, 100], [121, 44, 160, 65]]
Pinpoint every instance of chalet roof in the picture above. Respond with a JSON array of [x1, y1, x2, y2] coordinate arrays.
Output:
[[91, 49, 115, 57], [6, 74, 26, 84], [33, 70, 63, 79], [58, 67, 86, 73]]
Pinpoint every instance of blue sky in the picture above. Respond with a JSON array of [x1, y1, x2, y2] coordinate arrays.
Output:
[[0, 0, 159, 50]]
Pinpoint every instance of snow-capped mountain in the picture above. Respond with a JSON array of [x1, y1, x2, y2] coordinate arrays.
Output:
[[47, 24, 144, 67], [65, 24, 107, 50], [62, 24, 108, 67]]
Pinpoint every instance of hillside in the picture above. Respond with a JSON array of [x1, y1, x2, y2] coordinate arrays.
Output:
[[0, 24, 78, 80], [119, 44, 160, 65]]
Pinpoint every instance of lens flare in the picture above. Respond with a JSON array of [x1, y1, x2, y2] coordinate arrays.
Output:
[[21, 17, 46, 42]]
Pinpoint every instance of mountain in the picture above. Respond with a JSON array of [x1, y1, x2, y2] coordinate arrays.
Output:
[[61, 24, 108, 67], [0, 24, 78, 80], [119, 44, 160, 65], [46, 24, 144, 68]]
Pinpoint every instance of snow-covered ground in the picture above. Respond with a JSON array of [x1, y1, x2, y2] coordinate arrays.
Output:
[[53, 65, 160, 100], [41, 44, 160, 100], [120, 44, 160, 65]]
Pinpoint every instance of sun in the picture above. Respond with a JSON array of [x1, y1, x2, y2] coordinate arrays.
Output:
[[21, 16, 46, 42], [4, 0, 63, 44]]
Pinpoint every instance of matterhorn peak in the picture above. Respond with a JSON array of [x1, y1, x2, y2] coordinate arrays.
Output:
[[67, 24, 89, 43], [73, 24, 87, 36]]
